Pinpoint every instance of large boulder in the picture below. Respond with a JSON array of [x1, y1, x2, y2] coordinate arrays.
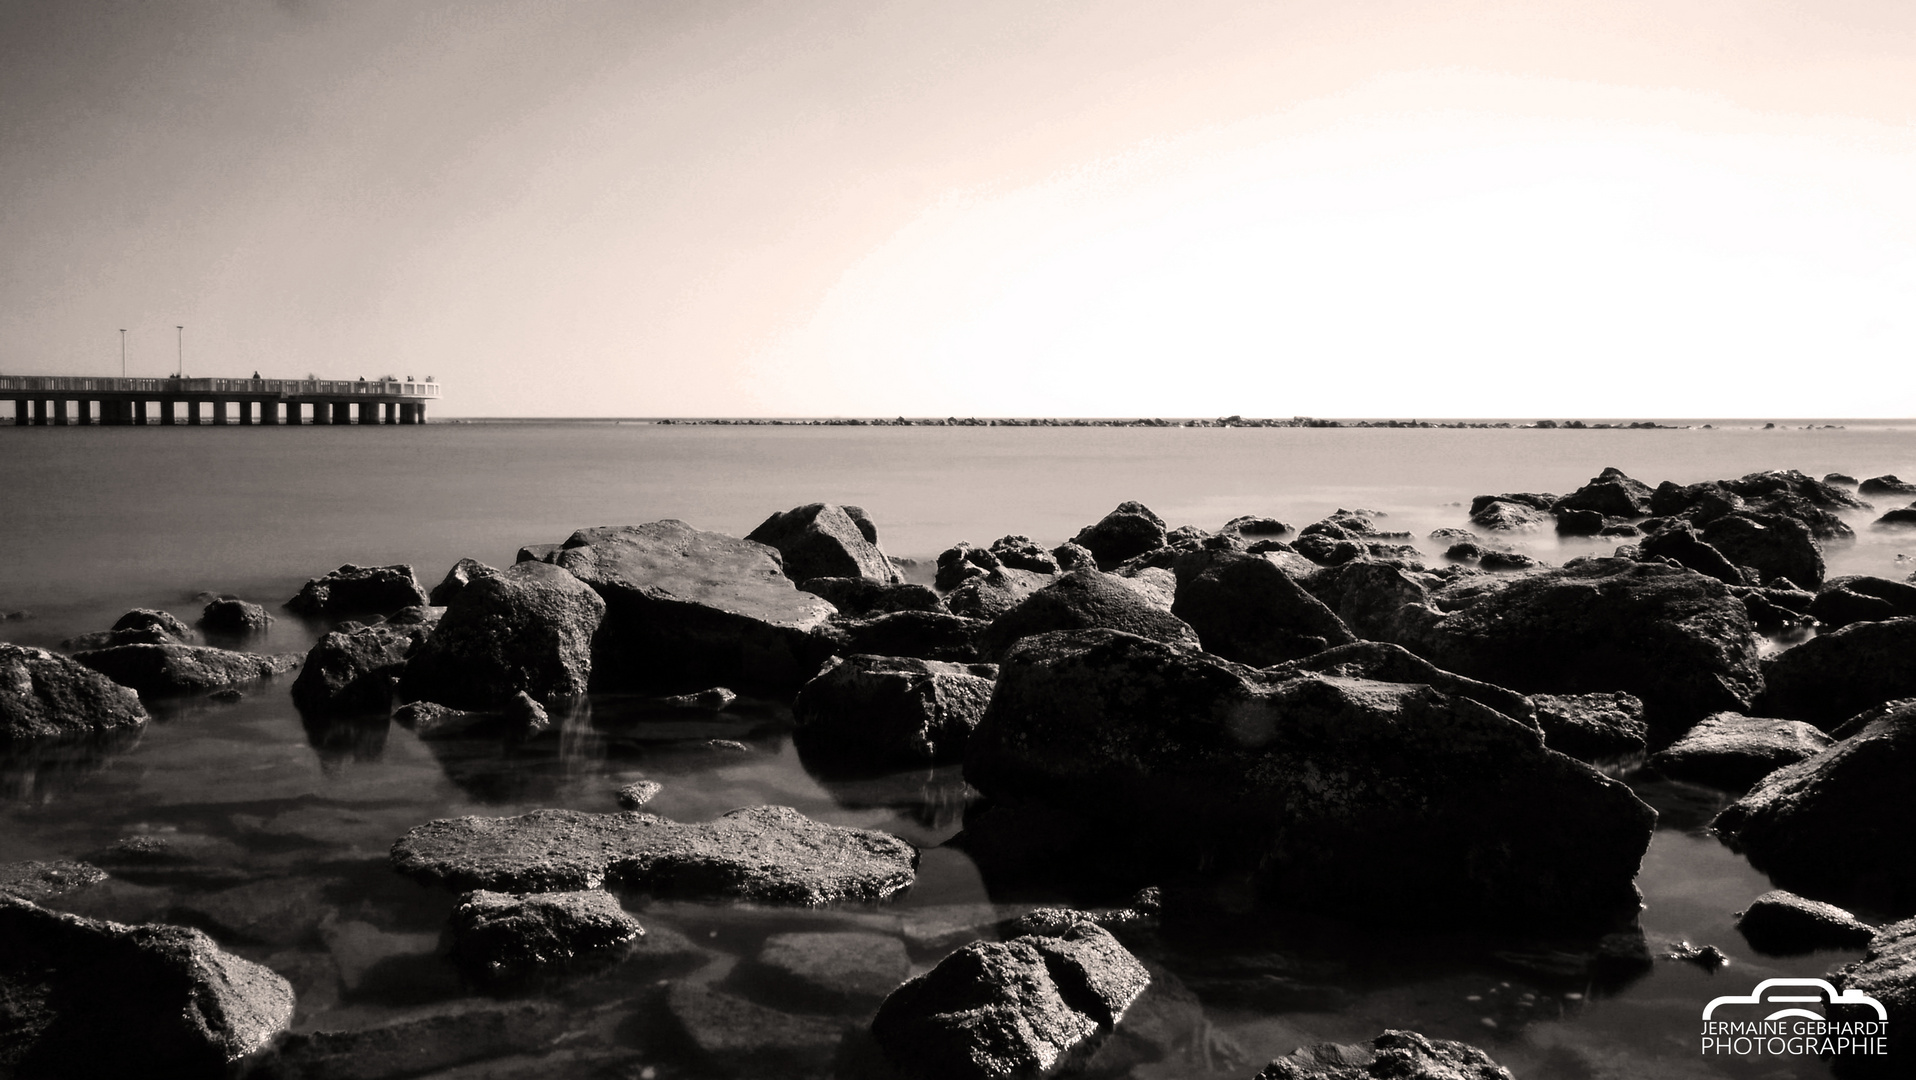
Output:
[[982, 570, 1200, 660], [1811, 576, 1916, 630], [1390, 559, 1762, 727], [552, 520, 837, 691], [1467, 499, 1547, 533], [1647, 712, 1832, 791], [1830, 918, 1916, 1069], [791, 654, 997, 770], [944, 566, 1053, 620], [285, 564, 427, 618], [1070, 502, 1168, 570], [0, 895, 294, 1077], [1529, 692, 1648, 761], [1256, 1030, 1514, 1080], [0, 644, 147, 744], [398, 561, 604, 709], [1755, 618, 1916, 728], [1860, 475, 1916, 497], [63, 608, 194, 650], [748, 503, 905, 585], [427, 557, 502, 607], [798, 577, 942, 616], [290, 622, 422, 715], [871, 921, 1150, 1080], [813, 611, 989, 664], [1713, 699, 1916, 912], [1263, 641, 1534, 725], [1639, 523, 1744, 585], [1554, 467, 1654, 518], [1699, 511, 1824, 590], [1735, 889, 1874, 954], [392, 805, 916, 904], [447, 888, 642, 985], [197, 599, 272, 637], [1169, 550, 1355, 666], [964, 630, 1655, 932], [71, 644, 299, 697], [1296, 560, 1437, 643], [1873, 506, 1916, 530]]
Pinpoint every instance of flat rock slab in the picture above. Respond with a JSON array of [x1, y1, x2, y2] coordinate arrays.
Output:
[[392, 805, 917, 904], [0, 860, 108, 903], [449, 889, 642, 984], [0, 643, 148, 744], [1736, 889, 1874, 954], [73, 643, 299, 696], [1257, 1029, 1515, 1079], [269, 1000, 570, 1080], [1649, 713, 1832, 791]]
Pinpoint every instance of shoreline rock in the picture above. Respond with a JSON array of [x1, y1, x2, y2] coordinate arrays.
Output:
[[72, 643, 299, 697], [1, 643, 148, 744]]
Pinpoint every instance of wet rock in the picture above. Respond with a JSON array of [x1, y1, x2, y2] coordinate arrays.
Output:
[[291, 623, 420, 716], [1392, 558, 1762, 726], [1663, 940, 1730, 970], [1640, 523, 1744, 585], [1735, 889, 1873, 953], [871, 922, 1150, 1080], [749, 503, 905, 585], [1755, 618, 1916, 728], [448, 888, 642, 984], [1264, 641, 1535, 725], [792, 654, 997, 769], [651, 686, 737, 710], [0, 643, 148, 744], [168, 876, 331, 947], [72, 643, 299, 697], [198, 598, 272, 636], [1826, 473, 1860, 488], [285, 564, 428, 618], [1530, 692, 1648, 761], [944, 566, 1053, 620], [501, 691, 550, 738], [1224, 515, 1291, 538], [398, 561, 603, 710], [1555, 507, 1605, 536], [615, 779, 662, 808], [965, 630, 1654, 932], [1444, 541, 1484, 564], [1873, 506, 1916, 530], [1714, 699, 1916, 911], [1478, 550, 1539, 571], [87, 832, 253, 887], [118, 607, 195, 639], [1070, 502, 1168, 570], [0, 860, 108, 903], [394, 700, 487, 739], [1169, 549, 1355, 666], [1698, 511, 1824, 590], [983, 569, 1200, 660], [0, 895, 294, 1077], [427, 557, 502, 607], [63, 609, 194, 650], [1554, 467, 1655, 519], [1292, 533, 1364, 566], [1296, 560, 1435, 642], [734, 930, 912, 1013], [1469, 493, 1558, 515], [1469, 499, 1547, 533], [663, 981, 847, 1078], [1829, 918, 1916, 1067], [1256, 1030, 1514, 1080], [1812, 576, 1916, 630], [267, 1001, 570, 1080], [799, 577, 943, 616], [935, 541, 999, 591], [552, 520, 837, 691], [1648, 713, 1832, 791], [1860, 475, 1916, 497], [815, 611, 989, 664], [392, 805, 917, 903]]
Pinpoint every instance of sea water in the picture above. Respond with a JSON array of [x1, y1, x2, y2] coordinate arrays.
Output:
[[3, 421, 1914, 1078]]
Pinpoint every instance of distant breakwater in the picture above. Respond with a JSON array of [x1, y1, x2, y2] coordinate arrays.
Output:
[[647, 416, 1832, 430]]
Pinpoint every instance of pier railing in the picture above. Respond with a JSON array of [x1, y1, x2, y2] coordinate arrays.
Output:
[[0, 376, 439, 398]]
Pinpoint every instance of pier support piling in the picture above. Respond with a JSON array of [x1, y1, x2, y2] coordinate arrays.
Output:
[[12, 400, 25, 426], [54, 400, 68, 426], [78, 400, 92, 425]]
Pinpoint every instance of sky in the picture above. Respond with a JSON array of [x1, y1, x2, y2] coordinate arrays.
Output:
[[2, 0, 1914, 418]]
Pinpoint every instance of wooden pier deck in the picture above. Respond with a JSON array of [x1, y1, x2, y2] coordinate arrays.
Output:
[[0, 376, 440, 425]]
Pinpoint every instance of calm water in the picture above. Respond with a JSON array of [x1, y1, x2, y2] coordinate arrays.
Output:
[[4, 422, 1915, 1078]]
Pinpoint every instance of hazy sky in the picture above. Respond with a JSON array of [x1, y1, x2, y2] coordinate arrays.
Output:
[[3, 0, 1913, 417]]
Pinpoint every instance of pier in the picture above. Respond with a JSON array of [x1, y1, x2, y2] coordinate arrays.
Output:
[[0, 376, 439, 426]]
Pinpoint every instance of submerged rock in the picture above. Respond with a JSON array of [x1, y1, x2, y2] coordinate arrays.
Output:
[[268, 1001, 570, 1080], [1735, 889, 1873, 954], [0, 644, 148, 744], [1714, 699, 1916, 912], [1256, 1030, 1514, 1080], [1169, 549, 1355, 666], [792, 654, 997, 769], [448, 888, 642, 984], [72, 643, 299, 697], [0, 860, 108, 904], [290, 622, 421, 716], [1755, 618, 1916, 728], [664, 981, 848, 1079], [398, 560, 604, 709], [553, 520, 837, 691], [427, 557, 502, 607], [735, 930, 913, 1013], [965, 630, 1655, 932], [1530, 692, 1649, 761], [392, 805, 916, 903], [0, 895, 294, 1077], [1648, 713, 1832, 791], [871, 922, 1150, 1080], [749, 503, 905, 585], [285, 563, 428, 618], [983, 569, 1200, 660], [393, 700, 487, 739]]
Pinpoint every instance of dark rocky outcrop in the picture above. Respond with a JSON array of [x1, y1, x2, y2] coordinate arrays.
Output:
[[1811, 576, 1916, 630], [1873, 506, 1916, 530], [1826, 473, 1860, 488], [392, 805, 917, 903], [398, 560, 604, 710], [0, 644, 148, 744], [62, 609, 194, 652], [1713, 699, 1916, 912], [447, 888, 642, 984], [1647, 713, 1832, 791], [1256, 1030, 1514, 1080], [552, 520, 837, 692], [1735, 889, 1873, 954], [197, 599, 272, 636], [798, 577, 943, 616], [1295, 560, 1437, 643], [1070, 502, 1168, 570], [1478, 550, 1538, 572], [1468, 499, 1547, 533], [988, 535, 1062, 574], [792, 654, 997, 769], [871, 921, 1150, 1080], [1554, 467, 1654, 519], [1554, 507, 1604, 536], [1860, 475, 1916, 497], [1263, 641, 1534, 725], [1223, 515, 1291, 538], [1530, 692, 1648, 761], [427, 557, 502, 607], [748, 503, 905, 585], [945, 566, 1054, 620], [291, 622, 422, 716], [1639, 523, 1744, 585], [1169, 550, 1355, 666], [814, 611, 989, 664], [1755, 618, 1916, 728], [1469, 493, 1557, 514], [964, 630, 1655, 932], [1829, 919, 1916, 1072], [0, 895, 295, 1078], [983, 570, 1200, 660], [72, 644, 299, 697], [284, 564, 428, 618], [1699, 511, 1824, 590]]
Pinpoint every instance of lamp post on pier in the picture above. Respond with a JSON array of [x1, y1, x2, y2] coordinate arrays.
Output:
[[175, 325, 183, 378], [120, 329, 126, 377]]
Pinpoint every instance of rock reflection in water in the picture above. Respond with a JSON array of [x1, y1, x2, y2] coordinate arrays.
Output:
[[417, 697, 607, 805], [0, 727, 143, 805], [299, 709, 389, 771], [794, 738, 975, 836]]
